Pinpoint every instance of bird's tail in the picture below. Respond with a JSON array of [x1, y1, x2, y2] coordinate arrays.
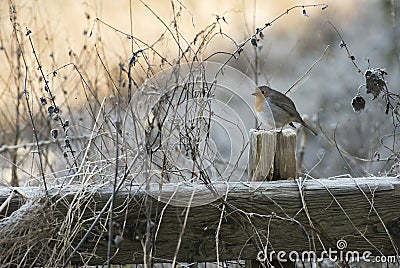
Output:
[[303, 122, 318, 136]]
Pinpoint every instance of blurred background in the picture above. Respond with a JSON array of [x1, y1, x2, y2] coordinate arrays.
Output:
[[0, 0, 399, 185]]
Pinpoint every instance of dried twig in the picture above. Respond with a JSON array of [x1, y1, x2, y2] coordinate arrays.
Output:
[[328, 21, 363, 74], [285, 45, 330, 94]]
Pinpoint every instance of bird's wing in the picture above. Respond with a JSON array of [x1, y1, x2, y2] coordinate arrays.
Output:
[[268, 91, 302, 120]]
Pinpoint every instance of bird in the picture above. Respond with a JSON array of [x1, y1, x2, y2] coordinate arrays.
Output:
[[252, 85, 317, 136]]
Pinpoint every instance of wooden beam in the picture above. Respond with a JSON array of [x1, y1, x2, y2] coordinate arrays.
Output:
[[0, 177, 399, 265]]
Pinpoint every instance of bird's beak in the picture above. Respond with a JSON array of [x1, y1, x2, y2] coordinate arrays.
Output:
[[251, 92, 257, 96]]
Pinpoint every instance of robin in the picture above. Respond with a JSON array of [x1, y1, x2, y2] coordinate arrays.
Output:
[[252, 85, 317, 136]]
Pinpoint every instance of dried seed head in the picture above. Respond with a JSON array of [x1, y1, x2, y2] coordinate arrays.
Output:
[[52, 114, 60, 121], [50, 128, 58, 139], [250, 35, 258, 47], [48, 105, 55, 115], [40, 96, 47, 105], [351, 95, 366, 112], [365, 68, 387, 99]]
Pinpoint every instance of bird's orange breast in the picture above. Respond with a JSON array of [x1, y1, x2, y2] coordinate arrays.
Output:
[[254, 93, 265, 112]]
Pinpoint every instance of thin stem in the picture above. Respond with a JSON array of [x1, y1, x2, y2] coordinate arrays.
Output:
[[328, 21, 363, 75], [9, 4, 48, 195], [285, 45, 330, 94]]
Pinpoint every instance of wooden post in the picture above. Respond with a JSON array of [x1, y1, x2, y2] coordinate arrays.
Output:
[[247, 128, 297, 267], [248, 128, 297, 181]]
